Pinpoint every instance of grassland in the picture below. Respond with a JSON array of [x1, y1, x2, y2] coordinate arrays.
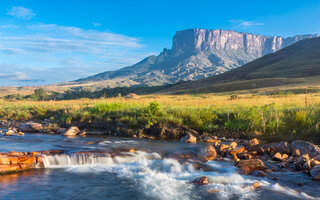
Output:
[[1, 92, 320, 143]]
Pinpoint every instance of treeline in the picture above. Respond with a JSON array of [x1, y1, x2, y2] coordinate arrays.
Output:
[[3, 84, 178, 101]]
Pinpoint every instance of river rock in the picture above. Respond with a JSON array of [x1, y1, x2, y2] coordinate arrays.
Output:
[[272, 152, 283, 162], [295, 154, 310, 170], [198, 144, 217, 161], [238, 159, 266, 174], [192, 176, 209, 185], [181, 133, 197, 143], [252, 182, 261, 189], [310, 165, 320, 180], [247, 141, 290, 154], [290, 140, 320, 158], [61, 126, 80, 136], [249, 138, 259, 146], [311, 159, 320, 167], [229, 142, 237, 150], [19, 122, 43, 133], [4, 130, 15, 136], [292, 149, 301, 157]]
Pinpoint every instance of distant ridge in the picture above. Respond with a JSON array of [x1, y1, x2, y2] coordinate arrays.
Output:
[[164, 36, 320, 93], [75, 29, 319, 87]]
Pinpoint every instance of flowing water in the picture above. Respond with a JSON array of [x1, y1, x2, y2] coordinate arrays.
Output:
[[0, 133, 319, 200]]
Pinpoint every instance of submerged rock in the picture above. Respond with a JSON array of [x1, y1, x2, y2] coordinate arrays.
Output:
[[19, 122, 43, 133]]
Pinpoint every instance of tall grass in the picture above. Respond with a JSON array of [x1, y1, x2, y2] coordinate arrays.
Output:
[[0, 93, 320, 141]]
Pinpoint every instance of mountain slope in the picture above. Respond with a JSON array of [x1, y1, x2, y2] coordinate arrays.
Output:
[[75, 29, 319, 87], [164, 37, 320, 93]]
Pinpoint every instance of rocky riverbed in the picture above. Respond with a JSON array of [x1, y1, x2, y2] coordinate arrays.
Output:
[[0, 121, 320, 199]]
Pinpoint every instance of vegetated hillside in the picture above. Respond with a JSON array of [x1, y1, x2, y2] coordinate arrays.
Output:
[[164, 37, 320, 93], [74, 29, 318, 87]]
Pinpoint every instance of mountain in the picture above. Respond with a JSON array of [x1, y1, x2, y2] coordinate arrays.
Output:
[[75, 29, 319, 87], [164, 36, 320, 93]]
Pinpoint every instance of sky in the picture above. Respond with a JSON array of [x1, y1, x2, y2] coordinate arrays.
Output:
[[0, 0, 320, 86]]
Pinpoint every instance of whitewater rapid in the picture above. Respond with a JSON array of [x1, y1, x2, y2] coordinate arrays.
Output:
[[41, 151, 319, 200]]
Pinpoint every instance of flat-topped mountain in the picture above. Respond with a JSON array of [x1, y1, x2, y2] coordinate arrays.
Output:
[[164, 36, 320, 93], [75, 29, 319, 86]]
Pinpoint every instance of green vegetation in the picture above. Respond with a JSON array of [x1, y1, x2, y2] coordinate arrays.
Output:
[[1, 94, 320, 142]]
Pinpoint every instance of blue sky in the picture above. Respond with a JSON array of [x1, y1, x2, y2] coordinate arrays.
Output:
[[0, 0, 320, 86]]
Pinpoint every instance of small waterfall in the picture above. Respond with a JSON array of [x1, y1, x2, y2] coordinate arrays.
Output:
[[42, 151, 162, 168], [42, 152, 114, 168]]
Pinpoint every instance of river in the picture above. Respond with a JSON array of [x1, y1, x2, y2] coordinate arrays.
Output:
[[0, 133, 319, 199]]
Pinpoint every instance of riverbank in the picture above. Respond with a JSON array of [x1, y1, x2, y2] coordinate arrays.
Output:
[[1, 93, 320, 143]]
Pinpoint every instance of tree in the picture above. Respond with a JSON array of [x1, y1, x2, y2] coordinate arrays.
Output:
[[34, 88, 48, 101]]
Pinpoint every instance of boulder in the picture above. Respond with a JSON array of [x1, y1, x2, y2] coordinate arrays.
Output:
[[247, 141, 290, 154], [295, 154, 310, 170], [181, 133, 197, 143], [237, 159, 266, 174], [4, 130, 15, 136], [198, 144, 217, 161], [310, 165, 320, 180], [290, 140, 320, 158], [19, 122, 43, 133], [219, 144, 229, 152], [192, 176, 209, 185], [61, 126, 80, 136]]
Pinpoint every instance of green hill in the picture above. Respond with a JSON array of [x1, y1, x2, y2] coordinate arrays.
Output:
[[164, 37, 320, 93]]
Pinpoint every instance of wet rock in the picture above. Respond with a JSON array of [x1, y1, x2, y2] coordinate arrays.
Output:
[[240, 166, 251, 175], [295, 154, 310, 170], [252, 182, 261, 189], [272, 152, 283, 162], [78, 130, 87, 136], [181, 133, 197, 143], [290, 140, 320, 158], [18, 132, 24, 136], [219, 144, 229, 152], [0, 164, 21, 173], [298, 182, 305, 186], [238, 152, 252, 160], [4, 130, 15, 136], [237, 159, 266, 174], [303, 160, 311, 171], [205, 138, 221, 147], [192, 176, 209, 185], [265, 169, 273, 174], [310, 165, 320, 180], [315, 155, 320, 161], [249, 138, 259, 146], [61, 126, 80, 136], [287, 156, 295, 163], [311, 159, 320, 167], [19, 122, 43, 133], [228, 142, 237, 150], [198, 144, 217, 161], [281, 154, 288, 161]]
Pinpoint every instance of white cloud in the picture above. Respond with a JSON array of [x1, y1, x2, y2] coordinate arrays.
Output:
[[0, 24, 153, 86], [0, 72, 28, 80], [7, 6, 35, 20], [230, 20, 264, 29], [0, 24, 142, 54]]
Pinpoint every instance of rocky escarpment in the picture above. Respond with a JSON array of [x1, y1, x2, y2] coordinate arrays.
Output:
[[76, 29, 319, 86]]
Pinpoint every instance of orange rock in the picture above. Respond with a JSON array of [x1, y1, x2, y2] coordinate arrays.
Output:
[[198, 144, 217, 161], [219, 144, 229, 152], [18, 156, 36, 165], [9, 157, 19, 165], [249, 138, 259, 146], [208, 189, 219, 193], [18, 132, 25, 136], [0, 157, 10, 165], [237, 159, 266, 174], [0, 165, 21, 173], [252, 182, 261, 189], [240, 166, 251, 175]]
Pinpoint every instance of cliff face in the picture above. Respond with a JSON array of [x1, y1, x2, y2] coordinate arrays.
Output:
[[76, 29, 319, 86]]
